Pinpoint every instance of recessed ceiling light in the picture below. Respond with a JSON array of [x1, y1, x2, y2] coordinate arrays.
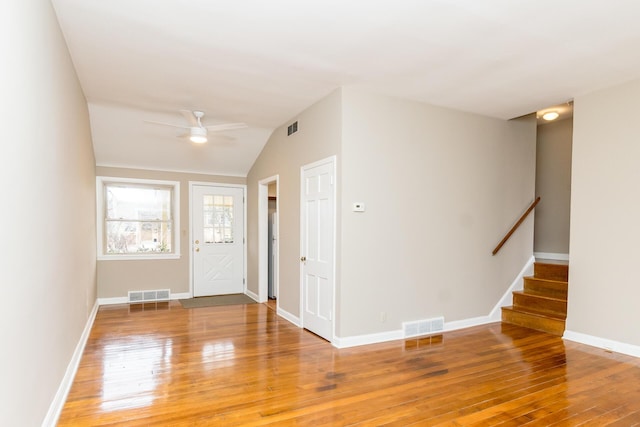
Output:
[[542, 111, 559, 121]]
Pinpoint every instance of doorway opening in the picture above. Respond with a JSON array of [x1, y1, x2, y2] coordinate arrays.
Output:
[[258, 176, 279, 308]]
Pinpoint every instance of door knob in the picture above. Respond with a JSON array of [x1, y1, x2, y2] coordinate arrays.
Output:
[[300, 256, 306, 262], [195, 248, 200, 252], [195, 240, 199, 244]]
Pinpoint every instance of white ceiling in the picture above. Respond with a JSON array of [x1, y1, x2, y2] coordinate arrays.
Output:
[[51, 0, 640, 176]]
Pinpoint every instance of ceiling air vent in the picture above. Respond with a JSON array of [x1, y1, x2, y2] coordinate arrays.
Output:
[[287, 121, 298, 136]]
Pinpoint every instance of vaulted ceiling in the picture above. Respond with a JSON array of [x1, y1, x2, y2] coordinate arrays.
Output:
[[51, 0, 640, 176]]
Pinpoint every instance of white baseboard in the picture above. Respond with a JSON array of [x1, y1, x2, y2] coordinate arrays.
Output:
[[445, 316, 499, 332], [333, 329, 404, 349], [97, 296, 128, 305], [171, 292, 191, 300], [563, 330, 640, 359], [42, 300, 99, 427], [488, 255, 535, 321], [534, 252, 569, 261], [245, 289, 259, 302], [277, 307, 301, 328]]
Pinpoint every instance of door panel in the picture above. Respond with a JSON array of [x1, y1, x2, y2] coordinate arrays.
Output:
[[301, 158, 335, 341], [192, 185, 244, 297]]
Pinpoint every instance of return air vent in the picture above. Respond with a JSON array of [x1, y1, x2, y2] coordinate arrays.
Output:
[[287, 121, 298, 136], [128, 289, 170, 303], [402, 316, 445, 338]]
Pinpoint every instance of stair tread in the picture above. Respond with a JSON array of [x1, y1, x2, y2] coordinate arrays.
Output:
[[512, 290, 567, 302], [525, 276, 568, 285], [503, 305, 566, 321]]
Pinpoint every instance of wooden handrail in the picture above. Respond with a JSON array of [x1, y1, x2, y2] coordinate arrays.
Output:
[[492, 196, 540, 256]]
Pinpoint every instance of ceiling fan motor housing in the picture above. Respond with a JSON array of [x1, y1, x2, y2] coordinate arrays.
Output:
[[190, 126, 207, 143]]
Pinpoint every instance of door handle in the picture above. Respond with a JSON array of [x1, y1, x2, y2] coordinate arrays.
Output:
[[195, 248, 200, 252], [300, 256, 306, 262]]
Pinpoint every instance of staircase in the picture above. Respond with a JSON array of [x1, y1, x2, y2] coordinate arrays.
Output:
[[501, 261, 568, 336]]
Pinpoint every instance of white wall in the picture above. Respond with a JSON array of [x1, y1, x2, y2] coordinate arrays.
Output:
[[567, 79, 640, 348], [534, 119, 573, 255], [246, 89, 342, 318], [0, 1, 97, 425], [339, 88, 537, 337]]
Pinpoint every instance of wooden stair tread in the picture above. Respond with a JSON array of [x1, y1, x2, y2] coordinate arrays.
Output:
[[524, 276, 567, 285], [512, 290, 566, 303], [502, 305, 566, 321]]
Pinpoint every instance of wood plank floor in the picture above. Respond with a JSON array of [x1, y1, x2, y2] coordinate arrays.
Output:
[[58, 301, 640, 426]]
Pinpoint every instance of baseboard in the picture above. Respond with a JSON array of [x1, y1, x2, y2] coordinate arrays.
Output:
[[563, 330, 640, 359], [97, 296, 128, 305], [333, 329, 404, 349], [488, 255, 535, 321], [534, 252, 569, 261], [276, 307, 301, 328], [445, 316, 499, 332], [42, 300, 99, 427], [245, 289, 259, 302], [171, 292, 191, 300]]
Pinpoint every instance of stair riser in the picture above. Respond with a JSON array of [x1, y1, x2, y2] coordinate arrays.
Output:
[[524, 278, 568, 299], [513, 293, 567, 317], [502, 308, 565, 336], [534, 263, 569, 281]]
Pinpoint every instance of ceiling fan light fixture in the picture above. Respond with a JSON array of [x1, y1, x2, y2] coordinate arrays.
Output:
[[542, 111, 560, 121], [189, 127, 207, 143]]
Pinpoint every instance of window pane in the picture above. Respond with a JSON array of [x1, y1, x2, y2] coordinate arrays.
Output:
[[106, 220, 172, 254], [204, 194, 234, 243], [106, 186, 172, 221]]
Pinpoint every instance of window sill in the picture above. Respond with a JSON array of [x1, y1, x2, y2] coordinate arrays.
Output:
[[97, 254, 181, 261]]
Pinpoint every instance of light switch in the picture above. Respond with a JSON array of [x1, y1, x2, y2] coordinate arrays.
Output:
[[353, 202, 365, 212]]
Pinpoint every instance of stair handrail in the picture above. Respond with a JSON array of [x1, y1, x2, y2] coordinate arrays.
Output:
[[492, 196, 541, 256]]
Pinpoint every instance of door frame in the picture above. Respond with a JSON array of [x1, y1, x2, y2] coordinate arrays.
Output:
[[189, 181, 247, 298], [300, 155, 337, 342], [258, 175, 279, 303]]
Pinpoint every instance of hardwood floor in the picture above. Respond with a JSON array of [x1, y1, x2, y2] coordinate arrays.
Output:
[[58, 302, 640, 426]]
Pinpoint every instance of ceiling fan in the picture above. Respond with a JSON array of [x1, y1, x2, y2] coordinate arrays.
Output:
[[145, 110, 247, 144]]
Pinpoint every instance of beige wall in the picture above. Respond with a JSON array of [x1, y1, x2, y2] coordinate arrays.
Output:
[[339, 88, 537, 336], [246, 89, 342, 317], [568, 79, 640, 346], [534, 119, 573, 255], [246, 87, 536, 338], [96, 167, 245, 298], [0, 1, 97, 425]]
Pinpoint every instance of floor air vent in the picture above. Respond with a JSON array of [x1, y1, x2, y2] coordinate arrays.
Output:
[[128, 289, 170, 303], [402, 316, 445, 338]]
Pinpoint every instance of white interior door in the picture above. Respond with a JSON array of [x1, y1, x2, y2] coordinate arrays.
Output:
[[301, 157, 335, 341], [192, 185, 244, 297]]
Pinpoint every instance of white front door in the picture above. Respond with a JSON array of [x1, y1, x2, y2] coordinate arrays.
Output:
[[192, 185, 245, 297], [301, 157, 335, 341]]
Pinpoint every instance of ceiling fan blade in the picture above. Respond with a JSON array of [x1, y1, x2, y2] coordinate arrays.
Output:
[[179, 110, 199, 127], [144, 119, 190, 129], [205, 123, 248, 132]]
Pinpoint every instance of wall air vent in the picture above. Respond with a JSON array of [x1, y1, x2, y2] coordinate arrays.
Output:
[[128, 289, 171, 303], [402, 316, 445, 338], [287, 121, 298, 136]]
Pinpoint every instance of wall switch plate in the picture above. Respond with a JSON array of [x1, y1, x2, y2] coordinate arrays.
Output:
[[353, 202, 365, 212]]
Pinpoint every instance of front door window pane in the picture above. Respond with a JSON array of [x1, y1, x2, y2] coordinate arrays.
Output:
[[203, 195, 234, 243]]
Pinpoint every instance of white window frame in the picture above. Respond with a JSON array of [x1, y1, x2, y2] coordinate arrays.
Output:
[[96, 176, 181, 261]]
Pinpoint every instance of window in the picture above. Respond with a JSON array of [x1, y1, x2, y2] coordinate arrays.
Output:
[[97, 177, 180, 260]]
